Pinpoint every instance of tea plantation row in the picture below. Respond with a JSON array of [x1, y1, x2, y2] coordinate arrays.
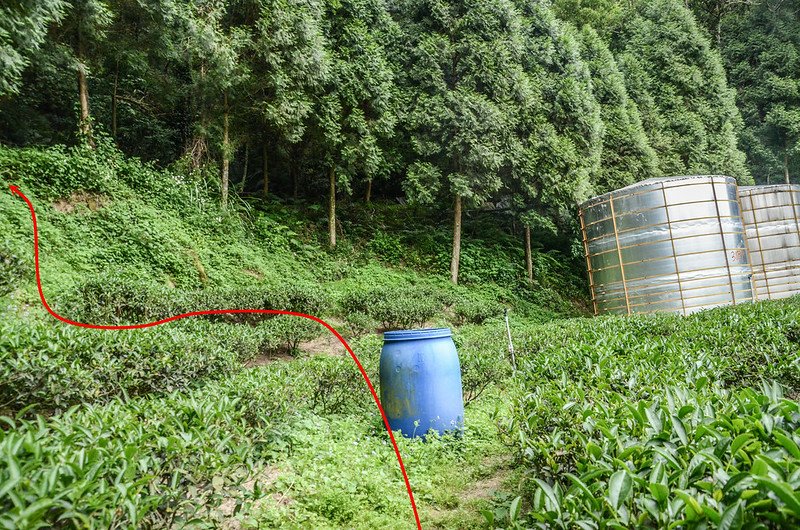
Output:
[[494, 299, 800, 529]]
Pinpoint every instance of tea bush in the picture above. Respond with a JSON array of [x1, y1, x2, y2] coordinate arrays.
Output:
[[60, 275, 330, 326], [0, 241, 27, 296], [453, 324, 513, 405], [493, 297, 800, 528], [0, 312, 300, 413], [339, 284, 442, 329], [0, 367, 306, 529], [501, 380, 800, 528], [263, 315, 321, 355], [452, 290, 504, 325]]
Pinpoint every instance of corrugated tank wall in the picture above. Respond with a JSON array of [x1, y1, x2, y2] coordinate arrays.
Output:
[[578, 175, 754, 315], [739, 184, 800, 300]]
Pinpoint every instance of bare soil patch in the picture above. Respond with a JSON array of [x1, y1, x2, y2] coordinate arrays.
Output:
[[244, 350, 295, 366], [461, 462, 512, 502], [242, 269, 264, 279], [299, 332, 346, 356], [218, 465, 289, 529], [52, 191, 108, 213]]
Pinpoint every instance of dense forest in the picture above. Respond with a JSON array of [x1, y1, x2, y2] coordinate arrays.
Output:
[[3, 0, 798, 282]]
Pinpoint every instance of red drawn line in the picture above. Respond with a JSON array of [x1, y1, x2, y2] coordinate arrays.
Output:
[[8, 184, 422, 530]]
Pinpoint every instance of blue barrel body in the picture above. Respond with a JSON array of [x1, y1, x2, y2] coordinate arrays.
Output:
[[379, 328, 464, 438]]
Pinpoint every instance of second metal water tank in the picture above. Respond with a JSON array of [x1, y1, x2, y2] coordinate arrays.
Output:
[[579, 175, 754, 315], [739, 184, 800, 300]]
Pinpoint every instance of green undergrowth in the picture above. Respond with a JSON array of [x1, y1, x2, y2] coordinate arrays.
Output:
[[2, 296, 800, 528], [0, 143, 583, 417], [0, 143, 586, 315]]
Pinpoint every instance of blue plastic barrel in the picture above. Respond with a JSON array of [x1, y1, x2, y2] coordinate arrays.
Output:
[[379, 328, 464, 438]]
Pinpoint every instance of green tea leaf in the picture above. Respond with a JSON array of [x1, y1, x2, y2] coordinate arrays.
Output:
[[754, 477, 800, 517], [672, 415, 688, 445], [719, 501, 744, 530], [774, 430, 800, 459], [608, 470, 632, 511], [731, 433, 754, 456]]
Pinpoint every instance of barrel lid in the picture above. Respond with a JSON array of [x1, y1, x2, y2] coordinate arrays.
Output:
[[579, 175, 736, 211], [383, 327, 452, 342]]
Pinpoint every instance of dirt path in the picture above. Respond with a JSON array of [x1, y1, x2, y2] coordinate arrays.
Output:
[[423, 454, 517, 530]]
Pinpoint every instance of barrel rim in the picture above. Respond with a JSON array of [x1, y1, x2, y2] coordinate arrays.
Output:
[[383, 327, 452, 342], [579, 175, 737, 211]]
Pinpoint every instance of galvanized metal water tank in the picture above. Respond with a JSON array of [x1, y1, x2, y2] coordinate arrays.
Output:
[[738, 184, 800, 300], [578, 175, 754, 315]]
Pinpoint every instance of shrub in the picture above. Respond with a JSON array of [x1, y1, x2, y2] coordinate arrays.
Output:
[[0, 367, 303, 529], [503, 382, 800, 529], [59, 276, 332, 325], [343, 310, 378, 337], [0, 241, 28, 296], [263, 315, 322, 355], [262, 333, 379, 414], [0, 313, 243, 413], [339, 285, 441, 330], [453, 325, 513, 405], [57, 272, 170, 323], [496, 297, 800, 528], [452, 290, 504, 325], [367, 230, 406, 265]]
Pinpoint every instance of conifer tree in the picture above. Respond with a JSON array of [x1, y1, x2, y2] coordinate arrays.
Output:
[[577, 25, 658, 192], [315, 0, 399, 247], [246, 0, 328, 198], [615, 0, 751, 182], [505, 2, 602, 283], [722, 0, 800, 184], [0, 0, 68, 97], [552, 0, 624, 38], [396, 0, 523, 283], [40, 0, 114, 146]]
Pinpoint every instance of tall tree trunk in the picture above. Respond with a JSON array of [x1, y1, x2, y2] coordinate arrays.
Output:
[[242, 142, 249, 185], [111, 61, 118, 139], [328, 167, 336, 248], [785, 150, 791, 185], [77, 28, 93, 147], [268, 140, 269, 199], [293, 164, 299, 199], [524, 225, 533, 284], [365, 179, 372, 202], [221, 93, 230, 209], [450, 195, 462, 284], [188, 62, 208, 170]]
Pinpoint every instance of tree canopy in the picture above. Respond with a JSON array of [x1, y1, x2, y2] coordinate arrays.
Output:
[[3, 0, 790, 278]]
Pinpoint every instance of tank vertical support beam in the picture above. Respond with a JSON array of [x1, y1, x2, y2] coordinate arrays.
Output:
[[578, 207, 598, 315], [711, 178, 737, 305], [747, 192, 771, 300], [736, 190, 759, 302], [790, 187, 800, 256], [661, 183, 686, 315], [608, 196, 631, 315], [787, 188, 800, 298]]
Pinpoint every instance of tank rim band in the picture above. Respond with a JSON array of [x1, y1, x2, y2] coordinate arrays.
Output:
[[383, 327, 452, 342]]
